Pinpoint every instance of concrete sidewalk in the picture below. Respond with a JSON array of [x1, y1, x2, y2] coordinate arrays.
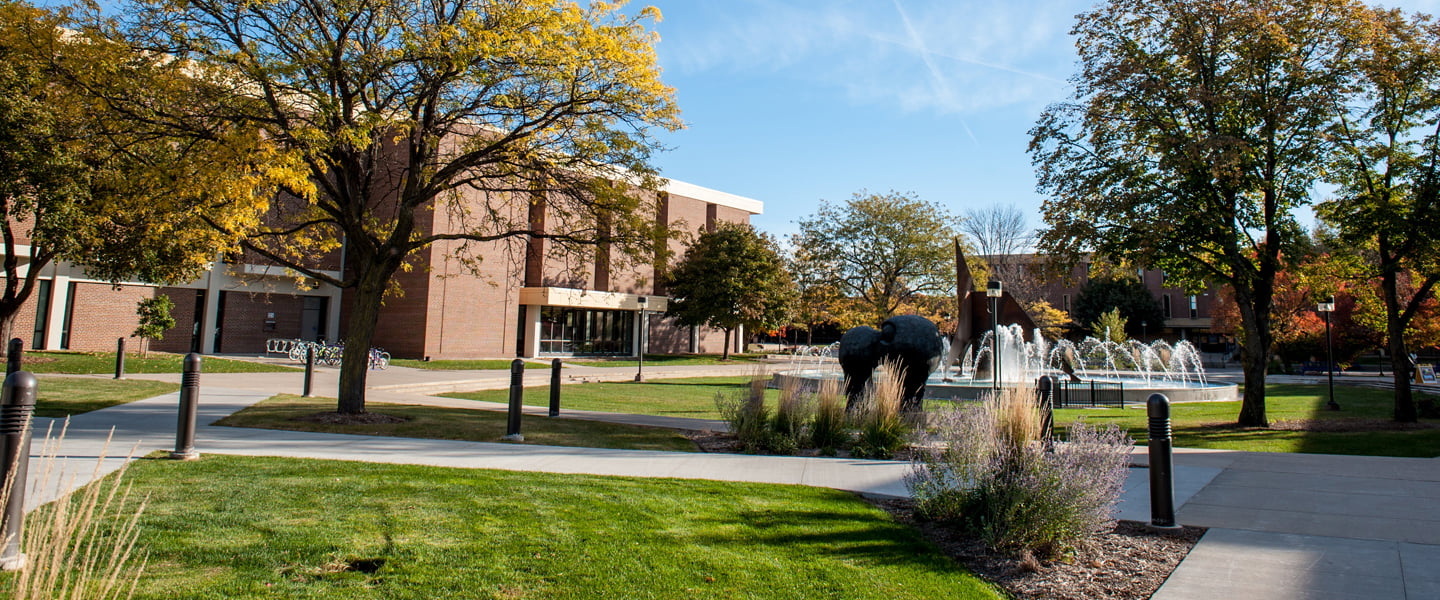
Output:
[[30, 369, 1440, 599]]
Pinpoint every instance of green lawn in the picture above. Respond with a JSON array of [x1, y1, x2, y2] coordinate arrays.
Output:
[[443, 376, 776, 421], [33, 377, 180, 418], [1055, 384, 1440, 457], [388, 358, 550, 370], [563, 353, 766, 368], [216, 394, 699, 452], [18, 351, 297, 374], [95, 455, 1000, 599]]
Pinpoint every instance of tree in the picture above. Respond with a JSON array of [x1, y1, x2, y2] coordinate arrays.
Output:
[[1091, 308, 1127, 345], [0, 1, 263, 344], [666, 223, 796, 360], [132, 294, 176, 357], [793, 191, 960, 327], [111, 0, 682, 414], [1071, 276, 1165, 340], [960, 204, 1044, 306], [1319, 6, 1440, 422], [1024, 299, 1070, 341], [786, 243, 846, 345], [1030, 0, 1354, 426]]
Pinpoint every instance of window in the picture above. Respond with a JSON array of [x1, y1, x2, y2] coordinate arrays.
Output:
[[1163, 294, 1172, 318], [1062, 294, 1070, 312], [538, 307, 635, 355], [1189, 295, 1198, 318], [31, 280, 51, 349]]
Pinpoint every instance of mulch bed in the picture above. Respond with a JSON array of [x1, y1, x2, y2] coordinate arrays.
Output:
[[690, 430, 1203, 598], [292, 412, 409, 425], [873, 497, 1204, 600]]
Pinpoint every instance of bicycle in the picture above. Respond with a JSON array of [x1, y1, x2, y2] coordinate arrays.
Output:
[[368, 347, 390, 370]]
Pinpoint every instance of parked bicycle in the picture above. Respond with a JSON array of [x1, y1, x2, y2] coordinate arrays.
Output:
[[368, 347, 390, 370]]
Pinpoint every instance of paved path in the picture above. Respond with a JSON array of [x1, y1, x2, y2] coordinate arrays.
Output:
[[30, 364, 1440, 598]]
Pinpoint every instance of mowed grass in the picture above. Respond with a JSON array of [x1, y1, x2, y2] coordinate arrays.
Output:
[[563, 353, 766, 368], [107, 455, 1001, 599], [388, 358, 550, 370], [32, 377, 179, 418], [1055, 384, 1440, 457], [442, 376, 777, 421], [19, 351, 297, 374], [216, 394, 699, 452]]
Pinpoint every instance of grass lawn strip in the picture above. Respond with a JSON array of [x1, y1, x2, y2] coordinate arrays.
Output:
[[563, 353, 766, 368], [388, 358, 550, 370], [32, 378, 180, 418], [21, 351, 297, 374], [216, 394, 699, 452], [1053, 383, 1440, 457], [442, 376, 772, 421], [111, 455, 1002, 599]]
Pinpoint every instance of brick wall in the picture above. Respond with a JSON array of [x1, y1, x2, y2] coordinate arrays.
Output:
[[8, 283, 44, 349], [216, 291, 306, 354], [152, 288, 203, 353], [418, 238, 526, 359], [63, 283, 156, 351]]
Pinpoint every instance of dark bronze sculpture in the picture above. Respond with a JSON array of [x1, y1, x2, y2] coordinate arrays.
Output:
[[838, 314, 943, 413]]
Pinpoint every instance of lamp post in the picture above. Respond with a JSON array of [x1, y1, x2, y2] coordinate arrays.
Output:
[[1318, 296, 1340, 411], [635, 296, 647, 382], [987, 281, 1003, 392], [1141, 320, 1148, 343]]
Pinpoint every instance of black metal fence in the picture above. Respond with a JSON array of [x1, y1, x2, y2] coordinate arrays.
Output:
[[1054, 379, 1126, 408]]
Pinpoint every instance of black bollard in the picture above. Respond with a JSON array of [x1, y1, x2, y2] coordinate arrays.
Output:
[[549, 358, 561, 417], [1147, 393, 1180, 530], [0, 370, 36, 571], [503, 359, 524, 441], [5, 339, 20, 376], [171, 353, 201, 460], [1037, 375, 1056, 444], [302, 344, 315, 398], [114, 338, 126, 380]]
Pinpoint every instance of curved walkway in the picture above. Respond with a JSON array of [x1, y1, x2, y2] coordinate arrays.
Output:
[[32, 364, 1440, 598]]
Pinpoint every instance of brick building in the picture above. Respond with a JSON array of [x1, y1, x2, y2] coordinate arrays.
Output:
[[5, 178, 761, 359], [1030, 255, 1227, 351]]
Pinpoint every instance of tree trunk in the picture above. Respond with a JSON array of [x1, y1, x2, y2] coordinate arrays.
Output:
[[722, 328, 732, 360], [1233, 285, 1272, 427], [1381, 270, 1418, 423], [336, 270, 391, 414], [0, 317, 14, 350]]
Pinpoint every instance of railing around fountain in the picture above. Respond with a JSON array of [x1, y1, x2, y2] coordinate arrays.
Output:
[[1054, 379, 1126, 408]]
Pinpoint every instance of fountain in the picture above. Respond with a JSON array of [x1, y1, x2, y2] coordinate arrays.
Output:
[[776, 329, 1236, 405], [772, 242, 1237, 405]]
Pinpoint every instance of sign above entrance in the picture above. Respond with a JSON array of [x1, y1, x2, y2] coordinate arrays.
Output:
[[518, 287, 667, 312]]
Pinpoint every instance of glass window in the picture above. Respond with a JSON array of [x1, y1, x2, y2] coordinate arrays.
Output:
[[538, 307, 635, 356]]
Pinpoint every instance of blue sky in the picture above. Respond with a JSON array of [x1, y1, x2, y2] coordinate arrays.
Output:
[[641, 0, 1440, 241]]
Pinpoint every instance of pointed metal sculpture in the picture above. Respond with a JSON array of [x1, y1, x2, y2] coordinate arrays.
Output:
[[944, 240, 1037, 380]]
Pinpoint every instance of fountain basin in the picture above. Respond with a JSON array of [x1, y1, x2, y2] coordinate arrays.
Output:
[[771, 369, 1238, 405]]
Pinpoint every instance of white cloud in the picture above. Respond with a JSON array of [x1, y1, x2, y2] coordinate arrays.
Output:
[[653, 0, 1079, 115]]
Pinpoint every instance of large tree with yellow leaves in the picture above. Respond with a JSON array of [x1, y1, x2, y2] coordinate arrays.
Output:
[[106, 0, 682, 413], [0, 0, 272, 345]]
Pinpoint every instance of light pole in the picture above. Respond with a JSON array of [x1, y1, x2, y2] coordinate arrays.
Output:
[[987, 281, 1003, 392], [1141, 320, 1148, 343], [635, 296, 647, 382], [1318, 296, 1339, 411]]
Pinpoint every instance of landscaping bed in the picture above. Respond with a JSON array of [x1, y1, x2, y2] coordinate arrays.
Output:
[[876, 497, 1204, 600]]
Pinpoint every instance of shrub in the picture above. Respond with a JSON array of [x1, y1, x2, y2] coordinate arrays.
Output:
[[809, 378, 849, 451], [5, 421, 149, 599], [908, 388, 1133, 558], [716, 367, 797, 454], [852, 360, 909, 459], [771, 376, 810, 447]]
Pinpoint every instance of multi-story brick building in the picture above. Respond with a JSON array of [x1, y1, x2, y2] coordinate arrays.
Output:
[[1025, 255, 1227, 351], [6, 178, 761, 359]]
